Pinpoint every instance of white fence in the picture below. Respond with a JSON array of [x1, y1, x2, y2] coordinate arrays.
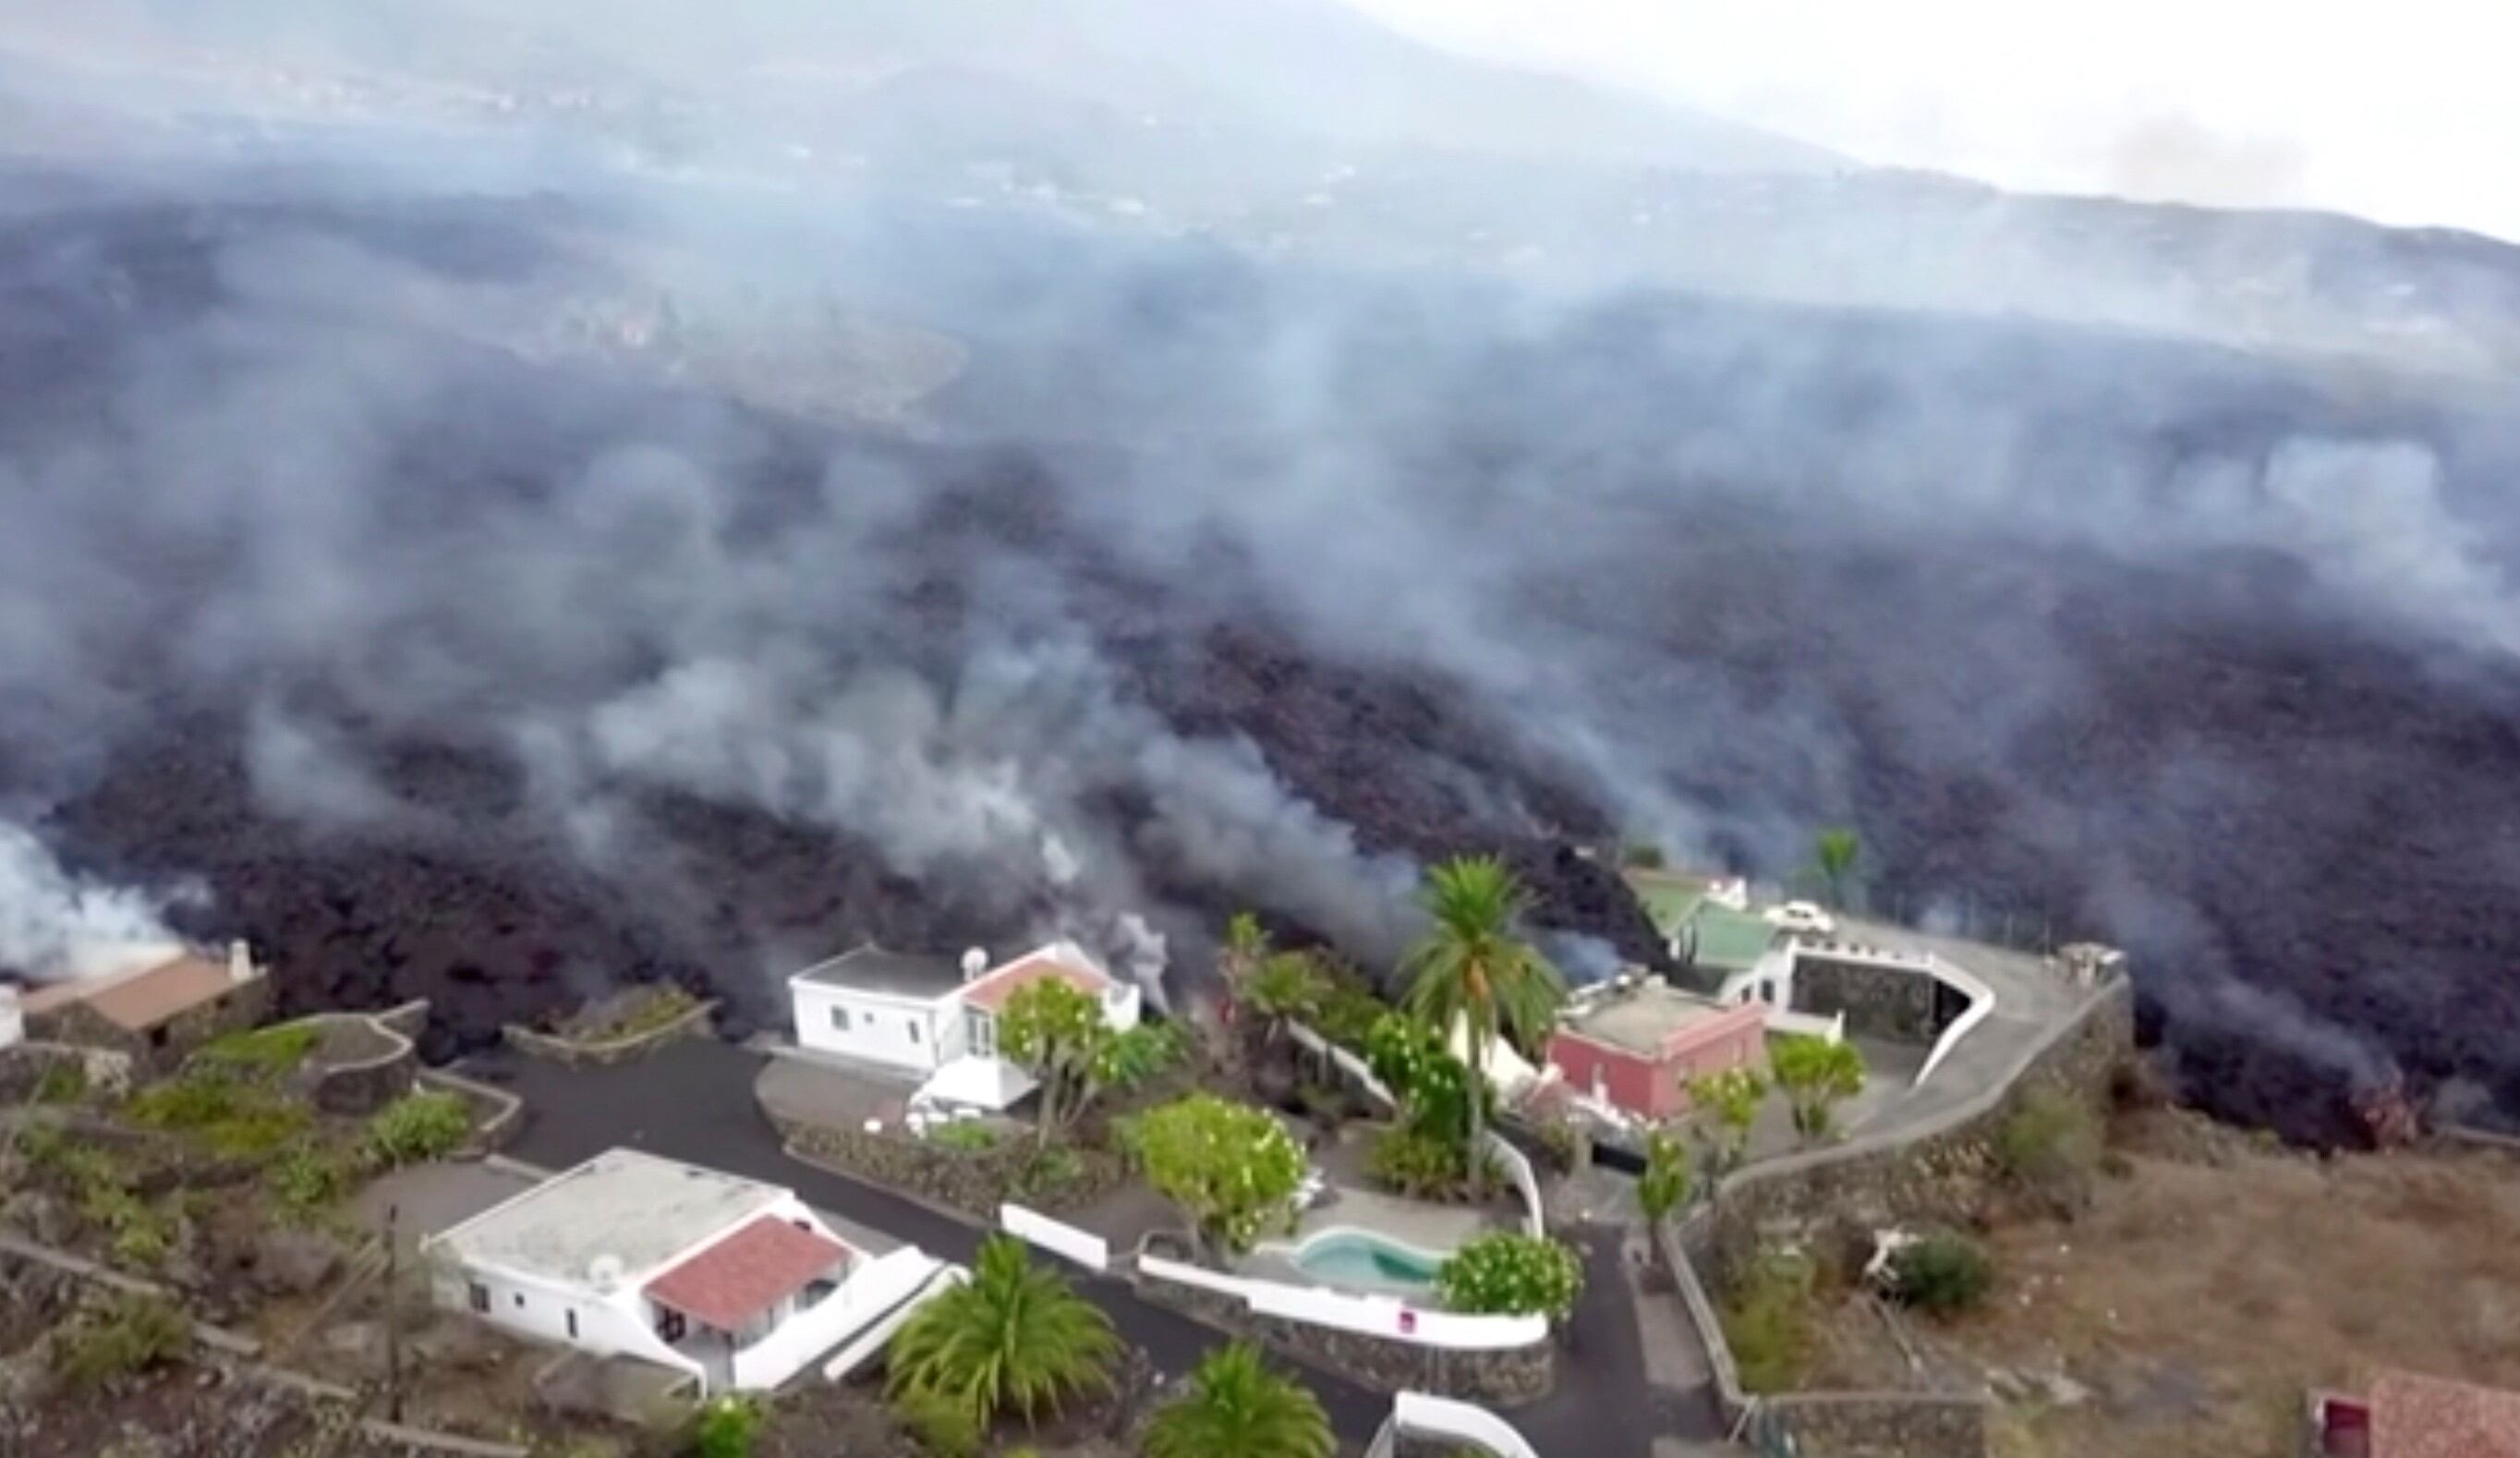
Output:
[[999, 1202, 1110, 1272], [1480, 1132, 1545, 1239], [1388, 1391, 1544, 1458], [1137, 1255, 1548, 1352], [731, 1247, 939, 1391], [1764, 1007, 1847, 1043], [1289, 1021, 1399, 1112], [819, 1262, 968, 1382]]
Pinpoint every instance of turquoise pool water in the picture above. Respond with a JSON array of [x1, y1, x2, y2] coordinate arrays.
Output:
[[1292, 1230, 1444, 1291]]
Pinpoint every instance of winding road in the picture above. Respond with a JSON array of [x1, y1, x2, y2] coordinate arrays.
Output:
[[462, 1037, 1718, 1454]]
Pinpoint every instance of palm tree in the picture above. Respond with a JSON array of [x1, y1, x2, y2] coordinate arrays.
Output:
[[887, 1234, 1118, 1427], [1401, 856, 1566, 1197], [1811, 828, 1860, 910], [1144, 1342, 1333, 1458]]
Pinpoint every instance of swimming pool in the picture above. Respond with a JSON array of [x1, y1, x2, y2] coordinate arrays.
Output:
[[1289, 1228, 1447, 1293]]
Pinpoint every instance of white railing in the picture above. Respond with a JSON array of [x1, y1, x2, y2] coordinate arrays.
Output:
[[999, 1202, 1110, 1271], [1138, 1256, 1548, 1352], [1764, 1007, 1846, 1043], [819, 1262, 967, 1381], [1389, 1391, 1544, 1458], [731, 1248, 939, 1390]]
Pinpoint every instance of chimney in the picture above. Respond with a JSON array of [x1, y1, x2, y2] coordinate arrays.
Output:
[[960, 947, 987, 982], [227, 940, 255, 985]]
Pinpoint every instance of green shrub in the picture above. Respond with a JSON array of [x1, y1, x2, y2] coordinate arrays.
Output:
[[925, 1120, 1000, 1152], [890, 1386, 983, 1457], [198, 1023, 321, 1078], [79, 1185, 175, 1269], [1306, 966, 1390, 1051], [1619, 842, 1666, 869], [1721, 1250, 1817, 1393], [33, 1059, 89, 1103], [52, 1292, 190, 1389], [126, 1068, 311, 1159], [365, 1091, 471, 1167], [1887, 1234, 1993, 1317], [1363, 1127, 1477, 1200], [689, 1393, 764, 1458], [270, 1140, 357, 1217], [1435, 1232, 1584, 1321], [1994, 1087, 2103, 1210], [1011, 1145, 1086, 1203]]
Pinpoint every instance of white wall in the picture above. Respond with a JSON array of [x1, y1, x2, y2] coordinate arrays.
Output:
[[1392, 1391, 1544, 1458], [1479, 1133, 1545, 1240], [0, 990, 20, 1051], [792, 981, 946, 1070], [731, 1247, 940, 1390], [999, 1203, 1110, 1271], [431, 1261, 698, 1383], [1136, 1256, 1550, 1352]]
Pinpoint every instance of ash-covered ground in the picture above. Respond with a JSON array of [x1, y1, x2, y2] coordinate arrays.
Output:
[[6, 178, 2520, 1145]]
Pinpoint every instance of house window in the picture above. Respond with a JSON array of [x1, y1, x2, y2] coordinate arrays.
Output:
[[965, 1007, 996, 1057], [467, 1282, 490, 1314], [830, 1005, 852, 1032], [908, 1020, 921, 1044]]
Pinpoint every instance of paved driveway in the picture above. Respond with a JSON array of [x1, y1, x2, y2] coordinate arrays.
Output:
[[461, 1037, 1684, 1455]]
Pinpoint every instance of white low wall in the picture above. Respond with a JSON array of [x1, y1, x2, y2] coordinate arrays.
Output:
[[1138, 1255, 1548, 1352], [1393, 1391, 1544, 1458], [820, 1263, 968, 1382], [1479, 1132, 1545, 1240], [999, 1202, 1110, 1271], [1765, 1007, 1847, 1042], [1290, 1021, 1399, 1112], [732, 1248, 939, 1391], [1914, 956, 1996, 1086]]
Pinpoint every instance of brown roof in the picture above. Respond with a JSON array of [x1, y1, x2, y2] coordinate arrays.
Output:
[[2376, 1370, 2520, 1458], [643, 1216, 849, 1332], [23, 954, 238, 1030], [961, 949, 1112, 1015]]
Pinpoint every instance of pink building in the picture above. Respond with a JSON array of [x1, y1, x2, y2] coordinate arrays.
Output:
[[1545, 979, 1766, 1122]]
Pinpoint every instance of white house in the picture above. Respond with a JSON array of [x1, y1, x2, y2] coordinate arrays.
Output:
[[421, 1148, 939, 1394], [788, 940, 1143, 1112], [0, 985, 21, 1051]]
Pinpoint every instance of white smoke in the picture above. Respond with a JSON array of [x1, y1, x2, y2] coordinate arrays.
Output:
[[0, 820, 187, 981]]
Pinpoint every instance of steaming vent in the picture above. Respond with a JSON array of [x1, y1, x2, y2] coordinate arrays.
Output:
[[961, 947, 987, 981]]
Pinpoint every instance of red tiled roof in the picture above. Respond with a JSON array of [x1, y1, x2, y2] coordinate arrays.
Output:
[[961, 949, 1112, 1015], [643, 1216, 848, 1332], [2375, 1370, 2520, 1458]]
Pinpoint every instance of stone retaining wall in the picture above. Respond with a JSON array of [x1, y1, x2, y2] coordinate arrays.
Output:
[[1790, 955, 1938, 1043], [415, 1068, 523, 1156], [774, 1116, 1124, 1221], [1131, 1262, 1555, 1407], [500, 996, 717, 1068], [297, 1014, 418, 1116], [1653, 976, 2134, 1458]]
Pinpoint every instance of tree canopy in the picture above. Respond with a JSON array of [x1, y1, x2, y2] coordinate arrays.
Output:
[[999, 978, 1111, 1145], [1400, 856, 1564, 1195], [1132, 1092, 1306, 1257], [1770, 1035, 1865, 1141], [1142, 1342, 1332, 1458], [1434, 1231, 1585, 1322], [887, 1233, 1118, 1425]]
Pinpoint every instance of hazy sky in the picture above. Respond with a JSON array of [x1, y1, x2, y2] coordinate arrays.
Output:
[[1348, 0, 2520, 241]]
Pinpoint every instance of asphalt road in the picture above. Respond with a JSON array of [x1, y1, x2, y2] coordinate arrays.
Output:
[[465, 1037, 1690, 1454]]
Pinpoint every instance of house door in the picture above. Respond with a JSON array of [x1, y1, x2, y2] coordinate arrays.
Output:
[[965, 1007, 996, 1057]]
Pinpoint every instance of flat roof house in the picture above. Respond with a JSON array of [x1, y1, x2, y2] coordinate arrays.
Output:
[[1545, 977, 1767, 1122], [423, 1148, 937, 1394], [788, 939, 1143, 1112]]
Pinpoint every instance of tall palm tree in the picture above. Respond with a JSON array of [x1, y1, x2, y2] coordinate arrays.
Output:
[[1811, 828, 1860, 910], [1401, 856, 1565, 1197], [1144, 1342, 1333, 1458], [887, 1234, 1118, 1426]]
